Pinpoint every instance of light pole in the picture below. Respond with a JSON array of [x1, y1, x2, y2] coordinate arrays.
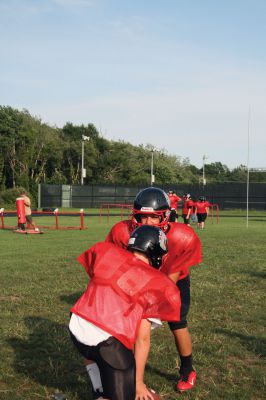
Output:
[[202, 155, 208, 186], [151, 149, 155, 186], [81, 135, 90, 185]]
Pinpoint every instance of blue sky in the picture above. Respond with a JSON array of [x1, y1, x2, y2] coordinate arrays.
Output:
[[1, 0, 265, 169]]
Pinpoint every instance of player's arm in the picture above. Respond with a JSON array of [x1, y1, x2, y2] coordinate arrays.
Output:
[[135, 319, 154, 400], [186, 206, 192, 219], [23, 198, 30, 207], [168, 271, 180, 283]]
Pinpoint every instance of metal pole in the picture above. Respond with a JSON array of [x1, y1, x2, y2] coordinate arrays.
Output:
[[81, 139, 84, 185], [151, 150, 154, 186], [203, 154, 207, 187], [203, 156, 205, 186], [202, 155, 208, 187], [38, 183, 41, 209], [246, 107, 251, 228]]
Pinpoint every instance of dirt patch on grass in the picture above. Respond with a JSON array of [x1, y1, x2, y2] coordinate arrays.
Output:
[[0, 295, 21, 302]]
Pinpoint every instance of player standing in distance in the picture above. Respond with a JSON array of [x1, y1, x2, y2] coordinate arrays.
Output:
[[168, 190, 181, 222], [69, 225, 181, 400], [104, 187, 202, 392], [20, 191, 39, 231], [181, 194, 194, 226], [194, 196, 210, 229]]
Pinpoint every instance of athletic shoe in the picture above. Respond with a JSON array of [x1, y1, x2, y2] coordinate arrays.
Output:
[[51, 393, 67, 400], [177, 370, 196, 392]]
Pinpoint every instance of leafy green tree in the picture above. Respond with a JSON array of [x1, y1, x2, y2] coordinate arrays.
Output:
[[203, 162, 231, 183], [249, 170, 266, 182], [229, 165, 247, 182], [0, 106, 25, 188], [2, 105, 264, 201], [0, 106, 65, 191], [62, 123, 99, 184]]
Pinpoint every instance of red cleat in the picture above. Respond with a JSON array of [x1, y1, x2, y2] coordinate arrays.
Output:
[[177, 370, 196, 392]]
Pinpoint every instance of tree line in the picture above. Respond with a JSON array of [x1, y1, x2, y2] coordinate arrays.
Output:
[[0, 105, 265, 199]]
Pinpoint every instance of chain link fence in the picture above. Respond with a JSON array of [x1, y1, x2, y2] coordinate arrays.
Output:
[[39, 183, 266, 210]]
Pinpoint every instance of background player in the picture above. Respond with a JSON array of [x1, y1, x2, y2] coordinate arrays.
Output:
[[20, 191, 39, 231], [194, 196, 210, 229], [181, 194, 194, 226], [168, 190, 181, 222]]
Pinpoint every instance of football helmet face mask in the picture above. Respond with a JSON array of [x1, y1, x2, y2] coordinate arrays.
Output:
[[127, 225, 168, 269], [132, 187, 171, 231]]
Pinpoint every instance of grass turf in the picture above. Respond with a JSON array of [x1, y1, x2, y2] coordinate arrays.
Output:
[[0, 213, 265, 399]]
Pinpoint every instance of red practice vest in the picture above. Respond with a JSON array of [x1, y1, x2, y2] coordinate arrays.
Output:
[[169, 194, 181, 210], [194, 201, 210, 214], [182, 199, 194, 214], [71, 242, 181, 349]]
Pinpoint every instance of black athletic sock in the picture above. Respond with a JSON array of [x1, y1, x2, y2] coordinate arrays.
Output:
[[180, 354, 193, 380]]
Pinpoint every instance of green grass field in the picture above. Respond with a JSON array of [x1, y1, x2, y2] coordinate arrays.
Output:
[[0, 213, 265, 400]]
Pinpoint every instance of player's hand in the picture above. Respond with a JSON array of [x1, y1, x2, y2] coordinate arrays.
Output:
[[136, 382, 155, 400]]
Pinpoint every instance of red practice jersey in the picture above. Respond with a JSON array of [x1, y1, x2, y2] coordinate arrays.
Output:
[[182, 199, 194, 215], [169, 194, 181, 210], [105, 220, 202, 280], [194, 201, 210, 214]]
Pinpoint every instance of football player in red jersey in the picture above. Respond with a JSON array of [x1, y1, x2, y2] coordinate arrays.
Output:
[[168, 190, 181, 222], [194, 196, 210, 229], [105, 187, 202, 392], [181, 194, 194, 226], [69, 226, 180, 400]]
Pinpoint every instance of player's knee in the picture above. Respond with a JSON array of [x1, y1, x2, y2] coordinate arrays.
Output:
[[168, 320, 188, 331]]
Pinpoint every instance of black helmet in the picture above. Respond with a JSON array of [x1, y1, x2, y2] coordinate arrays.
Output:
[[127, 225, 168, 269], [132, 187, 170, 230], [199, 196, 206, 201]]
